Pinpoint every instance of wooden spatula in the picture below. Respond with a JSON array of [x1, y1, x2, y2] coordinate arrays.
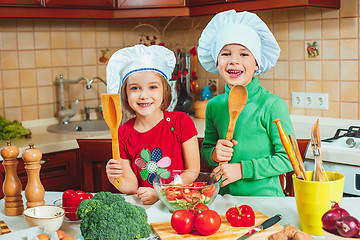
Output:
[[311, 119, 324, 182], [223, 85, 248, 164], [101, 93, 123, 187]]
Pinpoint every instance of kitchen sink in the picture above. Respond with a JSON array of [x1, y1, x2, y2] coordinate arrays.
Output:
[[47, 120, 109, 134]]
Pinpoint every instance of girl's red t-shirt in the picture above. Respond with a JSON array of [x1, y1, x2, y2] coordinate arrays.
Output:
[[118, 111, 197, 187]]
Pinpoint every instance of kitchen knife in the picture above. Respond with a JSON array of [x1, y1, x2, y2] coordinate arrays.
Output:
[[237, 214, 282, 240]]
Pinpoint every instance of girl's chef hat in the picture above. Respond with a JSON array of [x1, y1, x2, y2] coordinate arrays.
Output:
[[106, 44, 176, 94], [198, 10, 280, 75]]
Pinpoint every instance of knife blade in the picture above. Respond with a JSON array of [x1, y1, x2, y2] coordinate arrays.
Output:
[[237, 214, 282, 240]]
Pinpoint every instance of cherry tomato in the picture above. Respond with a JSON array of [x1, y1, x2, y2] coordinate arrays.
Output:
[[171, 209, 195, 234], [181, 189, 202, 203], [195, 210, 221, 236], [202, 185, 216, 197], [189, 202, 209, 216]]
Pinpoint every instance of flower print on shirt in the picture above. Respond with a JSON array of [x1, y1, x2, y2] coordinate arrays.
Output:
[[135, 147, 171, 185]]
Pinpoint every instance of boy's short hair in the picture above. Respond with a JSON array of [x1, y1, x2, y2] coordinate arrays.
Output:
[[121, 73, 172, 115]]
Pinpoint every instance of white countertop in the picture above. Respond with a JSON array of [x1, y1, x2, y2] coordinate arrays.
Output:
[[0, 191, 359, 239], [1, 115, 359, 160]]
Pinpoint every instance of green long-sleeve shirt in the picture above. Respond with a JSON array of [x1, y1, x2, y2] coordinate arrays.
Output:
[[200, 77, 294, 196]]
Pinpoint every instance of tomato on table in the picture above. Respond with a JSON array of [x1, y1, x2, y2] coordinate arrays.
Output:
[[171, 209, 195, 234], [189, 202, 209, 216], [195, 210, 221, 236]]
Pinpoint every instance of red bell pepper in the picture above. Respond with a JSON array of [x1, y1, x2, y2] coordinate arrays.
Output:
[[62, 190, 93, 221], [226, 205, 255, 227]]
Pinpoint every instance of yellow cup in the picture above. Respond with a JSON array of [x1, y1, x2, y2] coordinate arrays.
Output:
[[292, 171, 344, 236]]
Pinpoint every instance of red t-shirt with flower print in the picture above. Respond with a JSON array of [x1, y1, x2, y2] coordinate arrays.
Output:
[[118, 111, 198, 188]]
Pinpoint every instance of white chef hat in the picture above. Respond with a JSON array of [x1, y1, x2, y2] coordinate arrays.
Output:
[[106, 44, 176, 94], [198, 10, 280, 75]]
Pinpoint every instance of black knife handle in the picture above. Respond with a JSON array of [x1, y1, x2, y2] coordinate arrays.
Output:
[[261, 214, 282, 230]]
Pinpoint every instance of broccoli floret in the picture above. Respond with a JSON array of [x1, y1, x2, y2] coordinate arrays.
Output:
[[76, 192, 151, 240]]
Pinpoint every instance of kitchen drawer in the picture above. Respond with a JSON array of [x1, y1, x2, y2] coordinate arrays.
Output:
[[0, 149, 81, 199]]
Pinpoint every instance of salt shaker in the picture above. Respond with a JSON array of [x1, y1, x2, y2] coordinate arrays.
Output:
[[22, 143, 45, 208], [1, 141, 24, 216]]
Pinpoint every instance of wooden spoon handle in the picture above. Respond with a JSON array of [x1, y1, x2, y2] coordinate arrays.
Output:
[[289, 134, 308, 181]]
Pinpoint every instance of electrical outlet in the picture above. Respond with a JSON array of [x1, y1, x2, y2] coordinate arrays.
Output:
[[206, 79, 219, 96], [292, 92, 328, 109]]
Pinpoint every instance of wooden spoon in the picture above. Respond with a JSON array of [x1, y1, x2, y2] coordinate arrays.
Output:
[[289, 134, 308, 181], [223, 85, 248, 164], [101, 93, 123, 187]]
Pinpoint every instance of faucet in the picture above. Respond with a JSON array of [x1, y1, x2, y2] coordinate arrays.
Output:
[[86, 76, 107, 89], [56, 74, 90, 124], [85, 106, 99, 121]]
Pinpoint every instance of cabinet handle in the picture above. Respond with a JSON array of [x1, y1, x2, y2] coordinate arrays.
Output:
[[40, 158, 50, 165]]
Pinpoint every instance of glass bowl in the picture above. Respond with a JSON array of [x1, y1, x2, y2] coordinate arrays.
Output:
[[54, 199, 82, 224], [153, 170, 222, 212]]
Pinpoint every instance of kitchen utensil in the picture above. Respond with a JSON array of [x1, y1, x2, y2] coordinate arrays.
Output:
[[293, 171, 344, 235], [237, 214, 282, 240], [223, 85, 248, 164], [289, 134, 308, 181], [311, 119, 325, 182], [23, 205, 65, 233], [0, 220, 11, 235], [101, 93, 123, 187], [273, 119, 304, 179], [151, 211, 283, 240]]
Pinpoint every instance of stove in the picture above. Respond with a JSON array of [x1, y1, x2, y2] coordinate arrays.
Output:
[[304, 126, 360, 196]]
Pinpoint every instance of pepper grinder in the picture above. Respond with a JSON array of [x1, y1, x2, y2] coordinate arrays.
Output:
[[22, 143, 45, 208], [1, 142, 24, 216]]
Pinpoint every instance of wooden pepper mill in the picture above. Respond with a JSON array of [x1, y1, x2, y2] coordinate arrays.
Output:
[[1, 141, 24, 216], [22, 143, 45, 208]]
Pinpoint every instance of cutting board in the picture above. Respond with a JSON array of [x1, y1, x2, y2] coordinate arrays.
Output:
[[150, 211, 283, 240]]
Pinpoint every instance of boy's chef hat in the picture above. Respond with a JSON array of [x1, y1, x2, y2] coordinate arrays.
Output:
[[198, 10, 280, 75], [106, 44, 176, 94]]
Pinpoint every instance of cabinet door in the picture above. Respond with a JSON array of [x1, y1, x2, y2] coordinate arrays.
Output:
[[44, 0, 116, 9], [187, 0, 225, 6], [118, 0, 185, 8], [0, 0, 42, 7]]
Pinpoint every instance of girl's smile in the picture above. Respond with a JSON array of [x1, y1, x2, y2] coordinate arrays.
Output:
[[217, 44, 259, 88]]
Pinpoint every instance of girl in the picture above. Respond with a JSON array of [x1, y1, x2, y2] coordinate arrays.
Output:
[[105, 45, 200, 205], [198, 10, 294, 196]]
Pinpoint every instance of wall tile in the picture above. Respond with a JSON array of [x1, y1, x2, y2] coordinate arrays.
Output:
[[289, 80, 306, 92], [289, 41, 305, 60], [340, 61, 358, 81], [305, 20, 321, 39], [34, 20, 50, 31], [80, 21, 96, 31], [65, 20, 81, 31], [20, 69, 37, 87], [278, 41, 288, 60], [322, 61, 340, 81], [35, 32, 51, 49], [340, 17, 358, 38], [66, 32, 81, 49], [96, 32, 110, 48], [305, 8, 322, 20], [340, 82, 358, 101], [289, 21, 304, 40], [18, 51, 35, 69], [82, 49, 97, 65], [3, 89, 21, 107], [274, 61, 289, 79], [81, 32, 96, 48], [340, 0, 358, 17], [288, 9, 305, 21], [22, 105, 38, 121], [0, 20, 16, 31], [305, 61, 322, 80], [340, 102, 358, 119], [323, 101, 340, 118], [38, 86, 54, 104], [273, 80, 289, 99], [340, 39, 358, 59], [36, 68, 53, 86], [67, 49, 82, 66], [322, 9, 340, 19], [17, 32, 34, 50], [17, 20, 33, 31], [273, 10, 288, 22], [4, 107, 21, 121], [35, 50, 52, 68], [110, 31, 124, 47], [273, 23, 288, 41], [323, 81, 340, 101], [50, 20, 66, 31], [1, 32, 17, 50], [21, 87, 38, 106], [322, 19, 339, 39], [290, 61, 305, 80], [2, 70, 20, 89], [52, 49, 67, 67], [51, 32, 66, 49], [0, 91, 3, 108], [39, 104, 55, 119], [322, 40, 339, 59], [305, 81, 322, 92]]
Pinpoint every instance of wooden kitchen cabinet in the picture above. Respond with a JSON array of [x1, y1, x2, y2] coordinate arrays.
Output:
[[44, 0, 116, 9], [0, 149, 81, 199], [0, 0, 41, 7], [118, 0, 185, 8]]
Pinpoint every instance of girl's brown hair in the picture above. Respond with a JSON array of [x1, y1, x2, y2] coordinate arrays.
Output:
[[120, 72, 172, 115]]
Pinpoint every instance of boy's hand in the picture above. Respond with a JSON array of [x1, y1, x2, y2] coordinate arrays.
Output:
[[136, 187, 159, 205], [212, 139, 238, 163], [213, 163, 242, 187], [106, 159, 123, 183]]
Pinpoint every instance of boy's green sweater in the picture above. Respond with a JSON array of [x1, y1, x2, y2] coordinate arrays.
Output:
[[200, 77, 294, 196]]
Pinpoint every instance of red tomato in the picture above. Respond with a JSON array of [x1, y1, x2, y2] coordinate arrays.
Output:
[[202, 185, 216, 197], [171, 209, 195, 234], [166, 187, 183, 201], [189, 202, 209, 216], [182, 189, 202, 203], [195, 210, 221, 236]]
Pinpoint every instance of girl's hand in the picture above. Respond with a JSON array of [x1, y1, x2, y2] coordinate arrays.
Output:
[[213, 163, 242, 187], [136, 187, 159, 205], [212, 139, 238, 163], [106, 159, 123, 183]]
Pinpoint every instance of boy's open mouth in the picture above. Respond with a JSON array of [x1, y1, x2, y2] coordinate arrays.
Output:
[[227, 69, 243, 78], [138, 103, 153, 108]]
